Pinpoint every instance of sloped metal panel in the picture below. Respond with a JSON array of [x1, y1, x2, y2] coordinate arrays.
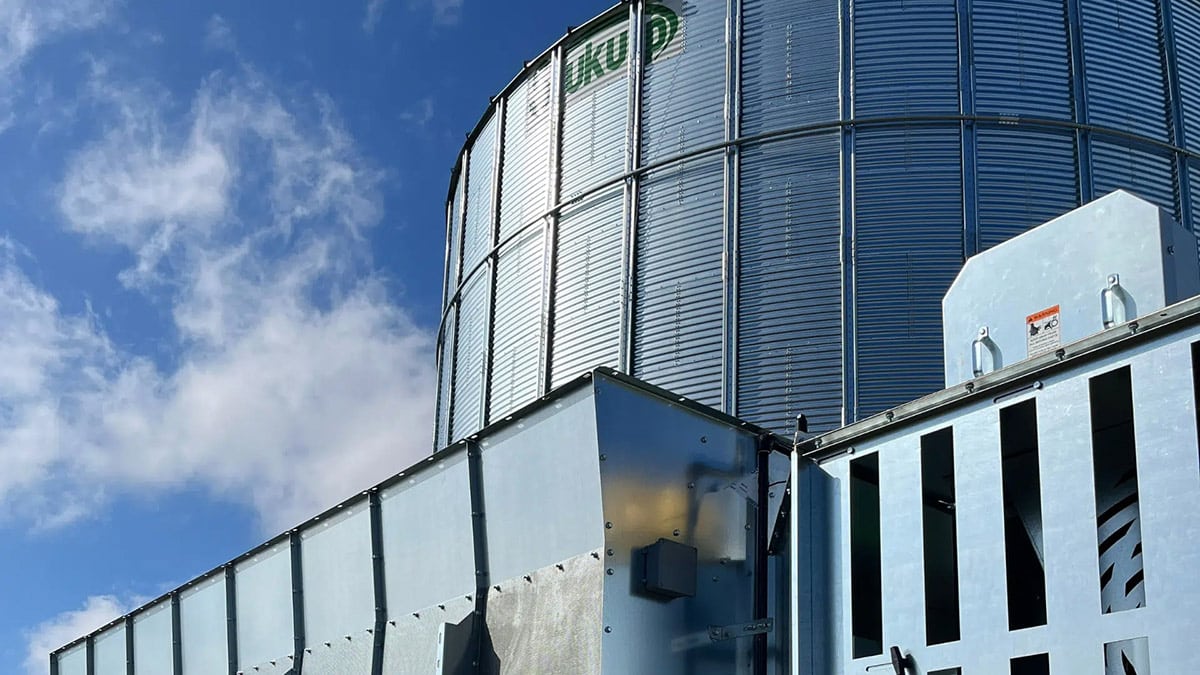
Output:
[[1172, 0, 1200, 149], [1081, 0, 1170, 140], [853, 0, 960, 116], [977, 126, 1079, 250], [451, 271, 488, 441], [462, 114, 499, 276], [434, 307, 455, 449], [737, 134, 843, 434], [972, 0, 1072, 119], [854, 126, 963, 417], [550, 189, 624, 388], [489, 226, 545, 420], [235, 541, 293, 671], [57, 644, 86, 675], [93, 623, 126, 675], [499, 66, 553, 241], [560, 15, 630, 200], [180, 576, 228, 674], [132, 601, 173, 675], [741, 0, 840, 136], [1092, 139, 1178, 217], [640, 0, 727, 164], [300, 502, 374, 646], [633, 157, 725, 407]]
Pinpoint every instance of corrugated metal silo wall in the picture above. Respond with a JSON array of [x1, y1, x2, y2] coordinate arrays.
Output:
[[435, 0, 1200, 445]]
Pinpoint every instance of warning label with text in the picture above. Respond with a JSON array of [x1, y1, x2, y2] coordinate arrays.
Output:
[[1026, 305, 1061, 357]]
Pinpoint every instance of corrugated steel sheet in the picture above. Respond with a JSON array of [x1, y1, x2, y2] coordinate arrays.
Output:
[[853, 0, 960, 117], [977, 126, 1079, 250], [435, 308, 456, 449], [854, 125, 964, 417], [1172, 0, 1200, 149], [451, 271, 488, 441], [741, 0, 839, 136], [560, 19, 630, 200], [640, 0, 728, 164], [1092, 138, 1179, 217], [1080, 0, 1170, 140], [550, 189, 624, 388], [463, 114, 499, 275], [972, 0, 1073, 119], [633, 157, 725, 408], [737, 134, 843, 434], [446, 172, 465, 301], [499, 66, 554, 242], [489, 226, 546, 421]]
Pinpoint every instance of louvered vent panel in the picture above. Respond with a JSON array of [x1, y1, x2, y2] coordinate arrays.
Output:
[[741, 0, 839, 136], [1081, 0, 1170, 140], [854, 126, 964, 418], [633, 157, 725, 408], [640, 0, 728, 164], [972, 0, 1073, 119], [550, 188, 625, 387], [738, 133, 843, 434], [854, 0, 960, 116], [977, 126, 1079, 250], [1092, 138, 1178, 217], [489, 227, 546, 422], [450, 272, 488, 441], [499, 66, 554, 241]]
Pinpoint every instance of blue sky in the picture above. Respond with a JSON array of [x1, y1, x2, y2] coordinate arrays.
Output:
[[0, 0, 609, 670]]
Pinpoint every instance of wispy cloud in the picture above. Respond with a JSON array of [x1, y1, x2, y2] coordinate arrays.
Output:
[[363, 0, 388, 34], [428, 0, 464, 25], [23, 596, 132, 675], [204, 14, 234, 52], [399, 95, 435, 129], [0, 62, 436, 535]]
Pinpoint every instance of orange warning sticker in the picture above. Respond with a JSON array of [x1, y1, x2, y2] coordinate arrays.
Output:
[[1026, 305, 1061, 357]]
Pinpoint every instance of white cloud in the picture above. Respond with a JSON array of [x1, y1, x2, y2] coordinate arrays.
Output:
[[399, 95, 435, 129], [204, 14, 234, 51], [23, 595, 131, 675], [0, 64, 437, 533]]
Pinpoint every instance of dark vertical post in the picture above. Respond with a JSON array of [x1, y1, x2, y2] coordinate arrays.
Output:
[[170, 593, 182, 675], [466, 440, 492, 670], [1159, 0, 1193, 226], [49, 651, 60, 675], [753, 436, 772, 675], [369, 490, 388, 675], [957, 0, 979, 257], [125, 616, 135, 675], [723, 0, 743, 416], [839, 0, 858, 425], [85, 637, 95, 675], [1065, 0, 1094, 202], [290, 531, 306, 671], [224, 566, 238, 675]]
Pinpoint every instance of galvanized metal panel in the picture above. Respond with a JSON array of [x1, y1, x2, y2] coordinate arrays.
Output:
[[1091, 139, 1178, 217], [462, 113, 499, 278], [380, 453, 475, 617], [1174, 0, 1200, 148], [93, 623, 126, 675], [435, 307, 456, 449], [300, 501, 375, 644], [499, 66, 554, 242], [640, 0, 727, 164], [853, 0, 960, 116], [738, 134, 843, 434], [132, 601, 173, 675], [592, 375, 758, 675], [489, 226, 545, 421], [381, 595, 473, 675], [854, 126, 964, 418], [972, 0, 1072, 119], [633, 157, 725, 407], [450, 271, 488, 441], [976, 126, 1079, 250], [302, 637, 373, 674], [550, 189, 624, 388], [740, 0, 839, 136], [486, 553, 604, 675], [560, 17, 629, 200], [180, 575, 227, 674], [445, 172, 465, 302], [480, 384, 603, 584], [235, 541, 293, 670], [1080, 0, 1170, 140], [57, 643, 86, 675]]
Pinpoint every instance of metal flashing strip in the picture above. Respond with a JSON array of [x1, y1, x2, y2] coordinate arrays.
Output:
[[800, 294, 1200, 461]]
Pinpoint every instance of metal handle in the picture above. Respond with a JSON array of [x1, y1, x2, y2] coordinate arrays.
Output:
[[972, 326, 998, 377], [1101, 273, 1127, 329]]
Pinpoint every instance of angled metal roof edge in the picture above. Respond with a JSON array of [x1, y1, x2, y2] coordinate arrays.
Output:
[[800, 293, 1200, 463], [54, 364, 786, 657]]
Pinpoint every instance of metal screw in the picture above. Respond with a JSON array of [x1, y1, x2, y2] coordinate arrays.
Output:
[[607, 548, 615, 556], [672, 529, 680, 537], [606, 568, 614, 576], [599, 454, 607, 461], [687, 482, 695, 489], [604, 626, 612, 633], [605, 521, 613, 529]]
